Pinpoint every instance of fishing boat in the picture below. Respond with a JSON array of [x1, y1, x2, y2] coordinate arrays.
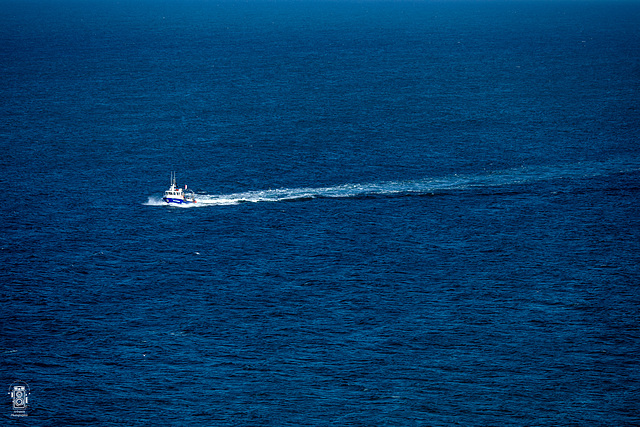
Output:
[[162, 172, 197, 205]]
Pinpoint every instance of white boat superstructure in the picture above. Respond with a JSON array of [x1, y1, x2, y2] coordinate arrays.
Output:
[[162, 172, 197, 205]]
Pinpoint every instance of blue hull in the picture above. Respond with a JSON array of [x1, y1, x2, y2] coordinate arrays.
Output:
[[163, 198, 196, 205]]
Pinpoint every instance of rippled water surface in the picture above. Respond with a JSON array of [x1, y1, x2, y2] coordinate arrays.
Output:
[[1, 0, 639, 425]]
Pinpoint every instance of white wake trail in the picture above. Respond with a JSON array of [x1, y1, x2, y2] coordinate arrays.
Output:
[[146, 159, 639, 207], [195, 172, 517, 206]]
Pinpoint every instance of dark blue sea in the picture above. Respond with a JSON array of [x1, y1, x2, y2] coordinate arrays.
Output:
[[2, 0, 639, 425]]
